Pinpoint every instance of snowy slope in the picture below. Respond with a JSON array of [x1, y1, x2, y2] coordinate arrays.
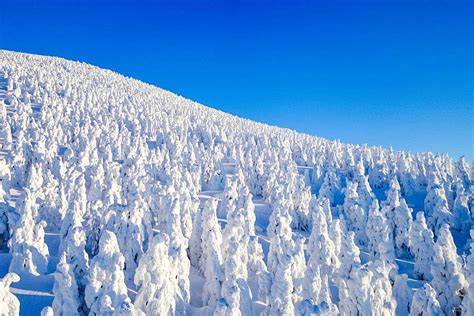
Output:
[[0, 50, 472, 316]]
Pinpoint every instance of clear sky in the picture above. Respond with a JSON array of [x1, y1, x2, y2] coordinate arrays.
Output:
[[1, 0, 472, 159]]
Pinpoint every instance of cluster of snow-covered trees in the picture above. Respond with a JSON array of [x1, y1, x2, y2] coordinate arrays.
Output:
[[0, 50, 472, 315]]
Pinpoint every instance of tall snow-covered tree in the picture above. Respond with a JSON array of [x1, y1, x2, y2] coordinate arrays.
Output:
[[381, 176, 412, 257], [201, 198, 224, 309], [431, 224, 467, 314], [409, 212, 436, 281]]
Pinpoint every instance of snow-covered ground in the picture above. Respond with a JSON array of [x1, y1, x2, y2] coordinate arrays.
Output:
[[0, 50, 472, 315]]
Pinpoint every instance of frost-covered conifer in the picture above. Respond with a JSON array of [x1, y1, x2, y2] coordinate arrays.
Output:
[[381, 176, 413, 257], [9, 189, 49, 276], [0, 273, 20, 316], [329, 218, 344, 258], [431, 224, 467, 314], [201, 198, 224, 309], [247, 236, 267, 301], [220, 237, 253, 315], [393, 274, 412, 316], [342, 181, 368, 246], [366, 199, 395, 261], [452, 182, 471, 232], [340, 260, 396, 315], [218, 176, 238, 219], [424, 174, 453, 236], [52, 254, 84, 315], [409, 212, 435, 281], [455, 156, 472, 190], [292, 234, 306, 304], [409, 284, 443, 316], [339, 231, 361, 279], [85, 230, 136, 315], [306, 197, 339, 281], [264, 200, 295, 315], [134, 232, 180, 315], [265, 251, 294, 316], [368, 260, 397, 315], [462, 229, 474, 315], [116, 195, 149, 283]]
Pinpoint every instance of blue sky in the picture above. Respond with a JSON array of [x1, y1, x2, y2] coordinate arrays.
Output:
[[1, 0, 472, 159]]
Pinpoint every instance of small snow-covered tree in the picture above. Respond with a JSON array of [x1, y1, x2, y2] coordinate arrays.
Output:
[[409, 284, 443, 316], [452, 182, 471, 232], [409, 212, 436, 281], [247, 236, 267, 301], [0, 273, 20, 316], [218, 176, 238, 219], [329, 218, 344, 258], [292, 234, 306, 304], [431, 224, 467, 314], [85, 230, 136, 315]]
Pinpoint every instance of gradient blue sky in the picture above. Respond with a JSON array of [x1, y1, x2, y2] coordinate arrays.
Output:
[[1, 0, 472, 159]]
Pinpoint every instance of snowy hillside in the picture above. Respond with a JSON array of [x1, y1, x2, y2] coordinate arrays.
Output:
[[0, 50, 472, 316]]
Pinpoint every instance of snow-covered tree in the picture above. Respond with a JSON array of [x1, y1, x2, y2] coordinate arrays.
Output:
[[339, 231, 361, 279], [431, 224, 467, 314], [381, 176, 412, 257], [452, 182, 471, 232], [342, 180, 369, 246], [424, 175, 453, 236], [409, 212, 436, 281], [247, 236, 267, 301], [201, 198, 224, 309], [52, 254, 84, 315], [393, 274, 412, 316], [366, 199, 395, 261], [305, 198, 339, 303], [134, 232, 182, 315], [410, 284, 443, 316], [9, 189, 49, 276], [462, 229, 474, 315], [0, 273, 20, 316], [264, 201, 295, 315], [85, 230, 136, 315]]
